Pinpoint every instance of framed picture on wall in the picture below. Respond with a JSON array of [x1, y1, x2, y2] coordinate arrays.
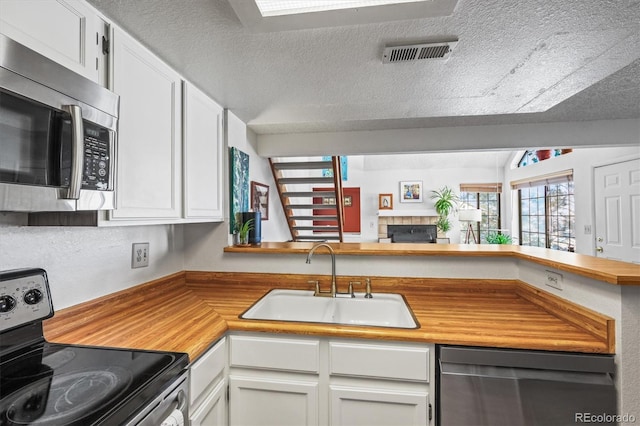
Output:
[[400, 181, 422, 203], [379, 193, 393, 210], [250, 181, 269, 220]]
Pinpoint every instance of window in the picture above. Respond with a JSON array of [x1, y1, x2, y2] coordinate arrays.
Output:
[[459, 183, 502, 244], [517, 149, 573, 167], [514, 171, 575, 252]]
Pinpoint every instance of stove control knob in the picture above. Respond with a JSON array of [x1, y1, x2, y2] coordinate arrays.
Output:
[[23, 289, 43, 305], [0, 295, 17, 313]]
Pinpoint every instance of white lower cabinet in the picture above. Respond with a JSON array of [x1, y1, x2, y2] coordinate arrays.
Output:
[[190, 337, 227, 426], [191, 378, 227, 426], [330, 385, 429, 426], [227, 333, 434, 426], [229, 376, 319, 426]]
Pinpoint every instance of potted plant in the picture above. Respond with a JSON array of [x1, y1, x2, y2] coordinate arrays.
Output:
[[236, 218, 255, 246], [430, 186, 459, 236], [485, 232, 513, 244]]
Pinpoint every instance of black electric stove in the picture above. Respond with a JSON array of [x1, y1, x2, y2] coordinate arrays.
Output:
[[0, 268, 189, 426]]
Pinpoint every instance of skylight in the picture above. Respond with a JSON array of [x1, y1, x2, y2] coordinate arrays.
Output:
[[229, 0, 456, 32], [254, 0, 429, 17]]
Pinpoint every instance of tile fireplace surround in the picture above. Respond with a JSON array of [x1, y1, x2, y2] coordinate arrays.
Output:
[[378, 215, 440, 240]]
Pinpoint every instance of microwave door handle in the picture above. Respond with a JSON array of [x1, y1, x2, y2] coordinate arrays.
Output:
[[62, 105, 84, 200]]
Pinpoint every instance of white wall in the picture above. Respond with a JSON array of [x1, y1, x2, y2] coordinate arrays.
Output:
[[0, 222, 184, 309], [504, 146, 640, 255], [346, 155, 504, 242], [226, 110, 290, 242]]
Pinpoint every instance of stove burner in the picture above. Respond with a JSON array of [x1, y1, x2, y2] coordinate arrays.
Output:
[[4, 367, 131, 425]]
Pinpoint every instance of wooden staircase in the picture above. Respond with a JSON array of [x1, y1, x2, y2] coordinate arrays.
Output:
[[269, 156, 345, 242]]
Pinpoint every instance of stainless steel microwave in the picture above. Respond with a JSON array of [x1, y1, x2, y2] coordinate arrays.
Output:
[[0, 34, 119, 212]]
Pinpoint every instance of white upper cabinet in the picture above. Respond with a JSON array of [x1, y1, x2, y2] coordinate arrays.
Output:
[[2, 1, 226, 225], [183, 82, 225, 221], [0, 0, 108, 84], [110, 26, 183, 221]]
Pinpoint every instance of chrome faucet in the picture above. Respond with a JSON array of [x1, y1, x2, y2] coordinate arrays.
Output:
[[306, 242, 337, 297]]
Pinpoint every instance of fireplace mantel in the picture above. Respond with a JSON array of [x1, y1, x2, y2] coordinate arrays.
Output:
[[377, 210, 440, 240], [378, 210, 437, 217]]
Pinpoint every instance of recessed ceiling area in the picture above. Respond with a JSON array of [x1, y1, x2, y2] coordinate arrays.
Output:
[[86, 0, 640, 136], [253, 0, 429, 17]]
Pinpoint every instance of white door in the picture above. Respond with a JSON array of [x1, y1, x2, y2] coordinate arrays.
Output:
[[183, 82, 224, 221], [330, 385, 429, 426], [229, 376, 319, 426], [594, 158, 640, 263], [110, 26, 182, 220], [0, 0, 107, 83], [191, 379, 227, 426]]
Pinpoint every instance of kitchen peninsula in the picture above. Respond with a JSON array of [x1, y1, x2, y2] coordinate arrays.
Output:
[[41, 242, 639, 425], [44, 242, 640, 358]]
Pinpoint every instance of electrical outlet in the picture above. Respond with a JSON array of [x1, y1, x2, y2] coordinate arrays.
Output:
[[584, 225, 592, 235], [132, 243, 149, 268], [545, 270, 563, 290]]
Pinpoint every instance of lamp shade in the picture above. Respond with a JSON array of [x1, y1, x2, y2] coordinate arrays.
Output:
[[459, 209, 482, 222]]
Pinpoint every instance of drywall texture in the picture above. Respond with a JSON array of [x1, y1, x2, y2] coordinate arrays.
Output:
[[621, 286, 640, 422], [0, 224, 184, 309], [226, 110, 290, 243]]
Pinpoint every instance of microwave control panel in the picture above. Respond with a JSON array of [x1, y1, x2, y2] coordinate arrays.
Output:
[[82, 122, 111, 191]]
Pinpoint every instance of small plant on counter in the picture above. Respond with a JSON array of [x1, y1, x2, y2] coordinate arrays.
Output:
[[237, 218, 255, 245], [485, 232, 513, 244]]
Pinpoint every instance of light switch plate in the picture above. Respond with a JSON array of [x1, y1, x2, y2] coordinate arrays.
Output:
[[132, 243, 149, 268]]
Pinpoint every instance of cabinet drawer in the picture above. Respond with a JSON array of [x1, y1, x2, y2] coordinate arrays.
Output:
[[190, 337, 227, 406], [329, 342, 429, 381], [230, 335, 320, 373]]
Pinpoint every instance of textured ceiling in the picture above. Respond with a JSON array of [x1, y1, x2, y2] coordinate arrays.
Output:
[[87, 0, 640, 135]]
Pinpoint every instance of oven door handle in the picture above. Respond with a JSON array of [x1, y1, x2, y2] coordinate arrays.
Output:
[[62, 104, 84, 200]]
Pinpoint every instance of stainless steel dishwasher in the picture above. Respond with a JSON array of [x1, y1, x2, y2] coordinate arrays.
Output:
[[438, 345, 617, 426]]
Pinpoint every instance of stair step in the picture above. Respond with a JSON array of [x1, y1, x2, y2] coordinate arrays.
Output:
[[289, 216, 338, 221], [286, 204, 336, 209], [283, 191, 335, 198], [293, 226, 340, 231], [278, 177, 334, 185], [272, 161, 333, 170]]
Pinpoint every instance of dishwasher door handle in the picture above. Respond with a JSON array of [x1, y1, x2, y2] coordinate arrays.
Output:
[[440, 361, 615, 385]]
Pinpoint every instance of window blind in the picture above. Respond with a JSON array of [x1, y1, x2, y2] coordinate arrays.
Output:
[[510, 169, 573, 189], [459, 183, 503, 193]]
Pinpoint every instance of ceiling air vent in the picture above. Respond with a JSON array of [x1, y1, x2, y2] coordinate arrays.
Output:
[[382, 40, 458, 63]]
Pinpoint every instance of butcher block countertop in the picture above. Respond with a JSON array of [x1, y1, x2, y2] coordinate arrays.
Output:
[[44, 271, 615, 362], [224, 242, 640, 285]]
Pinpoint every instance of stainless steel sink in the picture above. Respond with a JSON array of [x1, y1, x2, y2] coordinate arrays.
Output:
[[240, 289, 419, 329]]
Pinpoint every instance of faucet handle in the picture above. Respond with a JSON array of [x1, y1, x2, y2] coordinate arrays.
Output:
[[364, 278, 373, 298], [348, 281, 361, 298], [308, 280, 320, 293]]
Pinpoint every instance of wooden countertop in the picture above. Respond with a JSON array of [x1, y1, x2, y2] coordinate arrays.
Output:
[[224, 242, 640, 285], [43, 271, 615, 362]]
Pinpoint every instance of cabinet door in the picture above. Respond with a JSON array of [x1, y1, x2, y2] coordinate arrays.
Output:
[[191, 378, 227, 426], [183, 82, 224, 221], [110, 26, 182, 220], [0, 0, 106, 83], [330, 385, 428, 426], [229, 376, 318, 426]]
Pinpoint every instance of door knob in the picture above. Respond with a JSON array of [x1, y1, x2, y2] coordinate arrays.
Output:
[[596, 247, 604, 253]]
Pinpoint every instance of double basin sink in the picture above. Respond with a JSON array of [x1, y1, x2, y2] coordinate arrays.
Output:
[[241, 289, 418, 329]]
